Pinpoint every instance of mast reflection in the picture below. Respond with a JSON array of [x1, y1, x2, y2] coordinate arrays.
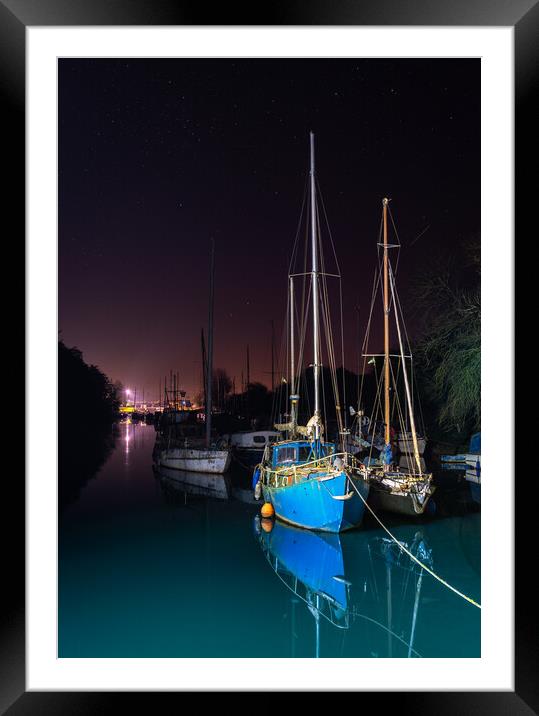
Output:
[[254, 517, 433, 658]]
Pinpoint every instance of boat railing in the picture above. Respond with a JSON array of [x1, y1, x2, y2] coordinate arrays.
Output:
[[263, 451, 365, 488]]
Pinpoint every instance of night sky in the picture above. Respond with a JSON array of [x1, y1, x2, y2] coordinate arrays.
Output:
[[59, 59, 480, 401]]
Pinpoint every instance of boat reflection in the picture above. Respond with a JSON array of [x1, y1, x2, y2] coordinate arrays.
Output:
[[156, 464, 231, 501], [254, 517, 433, 658]]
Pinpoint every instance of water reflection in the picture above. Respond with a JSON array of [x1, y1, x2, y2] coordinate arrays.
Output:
[[59, 424, 480, 658], [255, 517, 433, 658], [156, 464, 231, 501]]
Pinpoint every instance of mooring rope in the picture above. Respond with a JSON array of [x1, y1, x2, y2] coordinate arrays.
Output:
[[347, 476, 481, 609]]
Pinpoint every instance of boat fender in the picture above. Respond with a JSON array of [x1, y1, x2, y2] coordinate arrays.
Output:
[[254, 481, 262, 500], [261, 502, 274, 518], [252, 466, 261, 490]]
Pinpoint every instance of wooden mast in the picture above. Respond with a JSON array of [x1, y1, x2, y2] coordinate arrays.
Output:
[[383, 197, 391, 456]]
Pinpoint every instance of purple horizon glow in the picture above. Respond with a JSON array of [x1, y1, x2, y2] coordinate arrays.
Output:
[[59, 59, 480, 400]]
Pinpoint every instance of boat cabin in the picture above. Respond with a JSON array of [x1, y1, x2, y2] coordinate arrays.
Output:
[[227, 430, 281, 450], [271, 440, 336, 469]]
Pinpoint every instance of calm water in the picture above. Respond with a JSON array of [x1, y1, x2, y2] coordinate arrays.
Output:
[[59, 421, 480, 658]]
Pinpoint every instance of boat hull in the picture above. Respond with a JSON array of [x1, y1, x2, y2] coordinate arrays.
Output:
[[262, 470, 369, 533], [368, 485, 434, 516], [158, 447, 231, 474]]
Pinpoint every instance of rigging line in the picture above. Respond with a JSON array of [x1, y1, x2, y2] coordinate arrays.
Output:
[[390, 355, 404, 428], [296, 282, 312, 395], [366, 360, 385, 464], [387, 204, 402, 277], [320, 277, 342, 439], [313, 190, 346, 429], [409, 224, 431, 247], [347, 609, 423, 658], [358, 267, 381, 412], [288, 174, 310, 275], [389, 358, 412, 463], [315, 177, 341, 277], [389, 266, 423, 474], [390, 270, 427, 437], [361, 266, 382, 358], [339, 274, 347, 430], [297, 186, 310, 381], [346, 479, 481, 609], [358, 267, 382, 420], [296, 283, 313, 422], [316, 204, 343, 436], [389, 264, 427, 437]]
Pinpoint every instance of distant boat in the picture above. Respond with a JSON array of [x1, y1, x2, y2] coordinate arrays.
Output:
[[224, 429, 281, 468], [464, 432, 481, 504], [154, 241, 231, 475], [252, 133, 370, 532], [440, 432, 481, 503], [358, 198, 434, 516]]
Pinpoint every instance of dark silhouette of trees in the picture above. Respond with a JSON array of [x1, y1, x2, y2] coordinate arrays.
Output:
[[58, 340, 120, 511], [410, 236, 480, 440]]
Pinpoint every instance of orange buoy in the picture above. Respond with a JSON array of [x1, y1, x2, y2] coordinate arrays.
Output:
[[261, 502, 274, 518], [260, 518, 274, 533]]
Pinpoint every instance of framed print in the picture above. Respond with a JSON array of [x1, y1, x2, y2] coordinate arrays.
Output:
[[2, 0, 533, 710]]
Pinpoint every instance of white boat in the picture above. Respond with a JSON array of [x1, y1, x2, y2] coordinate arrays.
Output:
[[464, 453, 481, 484], [158, 445, 231, 474], [155, 241, 231, 475]]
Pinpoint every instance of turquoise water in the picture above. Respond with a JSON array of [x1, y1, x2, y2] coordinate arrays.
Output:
[[58, 421, 480, 658]]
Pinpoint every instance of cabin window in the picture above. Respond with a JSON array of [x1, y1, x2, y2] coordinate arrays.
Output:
[[298, 446, 313, 463], [253, 436, 266, 444], [276, 447, 296, 464]]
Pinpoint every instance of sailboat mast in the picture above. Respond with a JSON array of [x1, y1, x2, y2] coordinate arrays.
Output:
[[310, 131, 321, 442], [205, 239, 215, 448], [289, 276, 295, 394], [383, 197, 391, 449], [201, 328, 207, 411]]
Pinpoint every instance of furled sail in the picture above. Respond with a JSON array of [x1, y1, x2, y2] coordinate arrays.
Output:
[[274, 421, 294, 432]]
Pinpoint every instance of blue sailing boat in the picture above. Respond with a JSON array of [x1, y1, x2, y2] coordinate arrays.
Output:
[[252, 132, 370, 532]]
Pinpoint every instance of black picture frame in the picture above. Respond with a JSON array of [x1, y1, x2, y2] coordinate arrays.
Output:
[[2, 0, 532, 711]]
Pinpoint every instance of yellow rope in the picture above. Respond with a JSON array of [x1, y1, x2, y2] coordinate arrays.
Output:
[[348, 478, 481, 609]]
